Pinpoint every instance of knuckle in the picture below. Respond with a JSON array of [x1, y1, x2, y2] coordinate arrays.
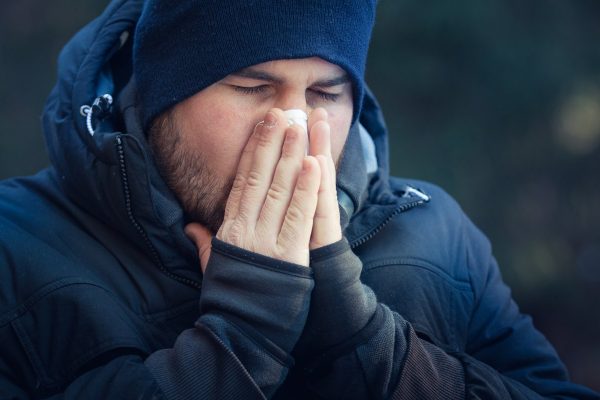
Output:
[[256, 127, 274, 148], [277, 228, 297, 249], [273, 247, 291, 262], [246, 170, 262, 188], [296, 171, 318, 194], [281, 139, 296, 158], [275, 239, 309, 266], [231, 175, 246, 192], [266, 181, 288, 202], [254, 218, 271, 236], [317, 182, 329, 194], [313, 211, 330, 222], [295, 175, 308, 191], [241, 144, 254, 156], [223, 205, 234, 220], [286, 202, 306, 224], [225, 220, 244, 245]]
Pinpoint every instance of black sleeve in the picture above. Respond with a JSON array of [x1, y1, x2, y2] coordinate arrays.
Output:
[[290, 238, 600, 400], [145, 238, 314, 400]]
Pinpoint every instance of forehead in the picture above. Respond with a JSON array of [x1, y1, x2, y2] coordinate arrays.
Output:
[[230, 57, 348, 79]]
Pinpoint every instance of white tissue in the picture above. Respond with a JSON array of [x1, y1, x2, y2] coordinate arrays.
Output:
[[284, 109, 308, 154], [284, 109, 307, 131]]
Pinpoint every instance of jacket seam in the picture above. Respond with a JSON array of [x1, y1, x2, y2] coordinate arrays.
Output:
[[11, 318, 51, 385], [195, 323, 268, 399], [142, 299, 199, 322], [363, 259, 472, 291], [0, 278, 112, 326], [199, 314, 292, 368]]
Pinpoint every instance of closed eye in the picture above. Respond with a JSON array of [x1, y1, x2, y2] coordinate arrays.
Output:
[[232, 85, 341, 102], [310, 90, 341, 102], [232, 85, 269, 94]]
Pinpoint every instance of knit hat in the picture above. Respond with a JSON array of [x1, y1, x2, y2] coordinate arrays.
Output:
[[133, 0, 377, 130]]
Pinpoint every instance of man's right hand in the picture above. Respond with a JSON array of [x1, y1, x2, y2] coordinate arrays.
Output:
[[215, 108, 321, 266]]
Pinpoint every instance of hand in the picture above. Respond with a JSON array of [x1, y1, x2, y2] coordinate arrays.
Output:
[[185, 108, 318, 270], [214, 108, 321, 266], [184, 223, 212, 273], [186, 108, 342, 271], [307, 109, 342, 250]]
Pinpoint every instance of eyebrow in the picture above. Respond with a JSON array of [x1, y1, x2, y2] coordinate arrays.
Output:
[[231, 67, 350, 88], [313, 75, 351, 88], [231, 68, 283, 84]]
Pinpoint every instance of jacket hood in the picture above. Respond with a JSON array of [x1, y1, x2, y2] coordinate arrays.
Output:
[[42, 0, 400, 281]]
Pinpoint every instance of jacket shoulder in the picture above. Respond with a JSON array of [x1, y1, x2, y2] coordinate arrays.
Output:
[[0, 170, 102, 305], [356, 177, 495, 348], [367, 176, 492, 286]]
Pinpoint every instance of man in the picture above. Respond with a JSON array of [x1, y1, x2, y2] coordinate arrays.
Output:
[[0, 0, 597, 398]]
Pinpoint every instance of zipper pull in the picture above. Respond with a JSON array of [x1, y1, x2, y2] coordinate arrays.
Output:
[[402, 185, 431, 202], [79, 94, 113, 136]]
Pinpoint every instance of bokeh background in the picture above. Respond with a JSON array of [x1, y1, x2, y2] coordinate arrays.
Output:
[[1, 0, 599, 391]]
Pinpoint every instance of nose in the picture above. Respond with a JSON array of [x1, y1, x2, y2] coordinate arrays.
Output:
[[275, 88, 310, 114]]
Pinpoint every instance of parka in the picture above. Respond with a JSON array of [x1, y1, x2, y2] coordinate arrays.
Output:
[[0, 0, 598, 399]]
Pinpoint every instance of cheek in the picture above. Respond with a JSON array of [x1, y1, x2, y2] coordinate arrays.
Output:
[[327, 109, 353, 164], [179, 99, 260, 177]]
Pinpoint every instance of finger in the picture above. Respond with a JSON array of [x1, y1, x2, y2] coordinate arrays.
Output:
[[257, 123, 307, 239], [308, 117, 337, 192], [308, 119, 332, 159], [184, 223, 213, 273], [222, 116, 265, 221], [236, 109, 288, 227], [277, 156, 320, 266], [310, 155, 342, 249], [224, 109, 284, 222], [308, 107, 328, 132]]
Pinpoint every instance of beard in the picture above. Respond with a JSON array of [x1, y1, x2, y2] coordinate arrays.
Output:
[[148, 110, 234, 234]]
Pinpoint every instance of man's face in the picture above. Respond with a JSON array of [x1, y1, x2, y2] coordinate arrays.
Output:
[[149, 57, 354, 233]]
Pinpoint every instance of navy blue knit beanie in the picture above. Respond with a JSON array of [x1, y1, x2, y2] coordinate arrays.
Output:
[[134, 0, 376, 130]]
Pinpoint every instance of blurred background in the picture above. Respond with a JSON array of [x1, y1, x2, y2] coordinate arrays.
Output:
[[1, 0, 599, 391]]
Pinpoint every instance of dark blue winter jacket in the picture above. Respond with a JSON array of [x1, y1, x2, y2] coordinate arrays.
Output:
[[1, 1, 598, 399]]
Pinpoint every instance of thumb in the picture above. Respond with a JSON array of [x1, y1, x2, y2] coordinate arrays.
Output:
[[184, 223, 213, 274]]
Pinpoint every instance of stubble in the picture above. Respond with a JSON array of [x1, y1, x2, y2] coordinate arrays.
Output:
[[148, 110, 234, 234]]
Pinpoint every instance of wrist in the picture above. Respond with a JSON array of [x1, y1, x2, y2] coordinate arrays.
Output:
[[201, 238, 314, 353], [297, 240, 377, 356]]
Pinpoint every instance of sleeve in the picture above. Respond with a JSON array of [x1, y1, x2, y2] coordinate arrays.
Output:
[[289, 238, 600, 400], [145, 239, 314, 400], [0, 238, 313, 400]]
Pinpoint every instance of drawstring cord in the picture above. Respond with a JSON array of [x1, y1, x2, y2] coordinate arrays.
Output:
[[79, 94, 113, 136]]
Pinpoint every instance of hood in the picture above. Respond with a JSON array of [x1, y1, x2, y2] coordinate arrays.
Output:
[[42, 0, 400, 284]]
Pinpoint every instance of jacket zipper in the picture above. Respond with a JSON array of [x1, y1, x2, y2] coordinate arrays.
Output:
[[116, 136, 202, 289], [349, 196, 429, 249]]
